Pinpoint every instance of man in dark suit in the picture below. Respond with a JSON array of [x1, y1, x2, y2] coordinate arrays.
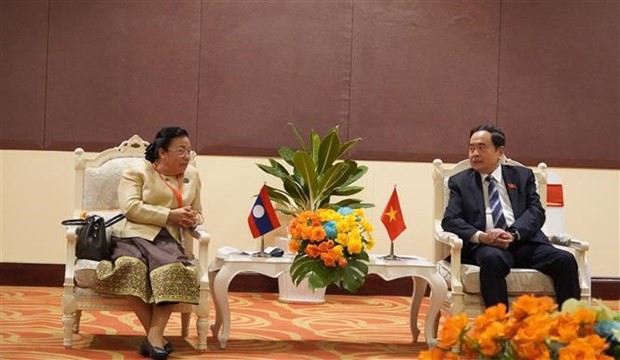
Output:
[[442, 124, 580, 308]]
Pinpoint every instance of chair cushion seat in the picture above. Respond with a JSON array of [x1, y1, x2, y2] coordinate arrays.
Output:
[[438, 260, 555, 295], [75, 259, 99, 288]]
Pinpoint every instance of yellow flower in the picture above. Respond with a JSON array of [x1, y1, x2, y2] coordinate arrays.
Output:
[[347, 238, 363, 254]]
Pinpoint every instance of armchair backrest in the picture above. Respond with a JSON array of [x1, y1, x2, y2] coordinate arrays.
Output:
[[432, 158, 548, 262], [72, 135, 198, 253], [73, 135, 198, 215]]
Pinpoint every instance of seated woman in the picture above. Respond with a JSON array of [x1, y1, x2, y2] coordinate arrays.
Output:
[[95, 127, 203, 360]]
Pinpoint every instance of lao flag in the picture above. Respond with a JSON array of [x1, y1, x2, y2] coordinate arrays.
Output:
[[248, 185, 281, 238], [381, 188, 407, 241]]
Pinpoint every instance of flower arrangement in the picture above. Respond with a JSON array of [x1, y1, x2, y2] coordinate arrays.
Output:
[[420, 295, 620, 360], [287, 207, 375, 292], [257, 124, 374, 292]]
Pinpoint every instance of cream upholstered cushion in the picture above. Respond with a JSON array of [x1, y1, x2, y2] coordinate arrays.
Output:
[[437, 260, 555, 295], [83, 157, 143, 210], [74, 259, 99, 288]]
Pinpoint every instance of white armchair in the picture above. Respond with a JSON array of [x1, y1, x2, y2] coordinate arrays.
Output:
[[62, 135, 211, 351], [432, 158, 591, 318]]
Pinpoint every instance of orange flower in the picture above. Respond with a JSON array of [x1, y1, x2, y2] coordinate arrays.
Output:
[[558, 335, 611, 359], [320, 252, 337, 267], [288, 239, 300, 253], [305, 244, 320, 258], [514, 340, 551, 360], [337, 257, 348, 268], [318, 240, 334, 252], [438, 314, 469, 348], [512, 295, 556, 320]]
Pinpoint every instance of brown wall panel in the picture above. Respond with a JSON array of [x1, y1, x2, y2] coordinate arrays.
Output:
[[0, 0, 48, 149], [498, 0, 620, 168], [0, 0, 618, 169], [197, 0, 353, 156], [44, 0, 201, 152], [349, 1, 501, 163]]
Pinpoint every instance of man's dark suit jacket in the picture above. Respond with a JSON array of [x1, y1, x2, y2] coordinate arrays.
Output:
[[441, 164, 550, 256]]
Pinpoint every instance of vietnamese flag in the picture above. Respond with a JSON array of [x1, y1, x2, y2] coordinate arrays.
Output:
[[381, 188, 407, 241], [248, 185, 281, 238]]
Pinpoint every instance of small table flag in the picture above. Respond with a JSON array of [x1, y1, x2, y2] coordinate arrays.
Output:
[[248, 185, 281, 238], [381, 188, 407, 241]]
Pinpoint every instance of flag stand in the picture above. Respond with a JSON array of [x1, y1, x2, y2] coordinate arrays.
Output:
[[380, 241, 416, 261], [252, 235, 271, 258]]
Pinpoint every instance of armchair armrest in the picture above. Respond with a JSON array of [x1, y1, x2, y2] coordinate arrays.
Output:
[[434, 220, 464, 294], [183, 228, 210, 286], [64, 226, 80, 287], [547, 233, 590, 297], [548, 233, 589, 252]]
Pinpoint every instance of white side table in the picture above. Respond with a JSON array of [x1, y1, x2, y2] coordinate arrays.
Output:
[[208, 254, 447, 349]]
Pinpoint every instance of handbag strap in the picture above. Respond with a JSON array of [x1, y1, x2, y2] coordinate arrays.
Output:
[[105, 213, 126, 227], [61, 218, 87, 226]]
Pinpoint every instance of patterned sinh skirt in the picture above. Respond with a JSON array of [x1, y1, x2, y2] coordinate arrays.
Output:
[[95, 229, 199, 304]]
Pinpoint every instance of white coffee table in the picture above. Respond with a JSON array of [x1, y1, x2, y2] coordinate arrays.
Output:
[[208, 253, 447, 349]]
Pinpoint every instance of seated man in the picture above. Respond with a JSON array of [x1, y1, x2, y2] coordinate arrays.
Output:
[[441, 124, 580, 308]]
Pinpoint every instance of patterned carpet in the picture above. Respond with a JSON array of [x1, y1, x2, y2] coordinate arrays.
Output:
[[0, 286, 431, 359]]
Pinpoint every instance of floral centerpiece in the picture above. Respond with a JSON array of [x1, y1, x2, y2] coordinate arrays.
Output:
[[420, 295, 620, 360], [257, 124, 374, 292]]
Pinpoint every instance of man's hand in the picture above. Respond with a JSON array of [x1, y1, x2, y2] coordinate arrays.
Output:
[[480, 229, 514, 249], [167, 206, 199, 229]]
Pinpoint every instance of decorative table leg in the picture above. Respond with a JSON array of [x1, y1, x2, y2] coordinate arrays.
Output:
[[423, 271, 448, 347], [410, 276, 428, 343]]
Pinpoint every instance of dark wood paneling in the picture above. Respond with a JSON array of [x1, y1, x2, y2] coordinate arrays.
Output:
[[43, 0, 201, 152], [197, 0, 353, 156], [1, 1, 618, 169], [498, 1, 620, 168], [0, 0, 49, 149], [349, 1, 501, 164], [2, 263, 617, 300]]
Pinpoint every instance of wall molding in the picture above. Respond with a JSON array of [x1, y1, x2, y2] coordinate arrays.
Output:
[[1, 263, 618, 300]]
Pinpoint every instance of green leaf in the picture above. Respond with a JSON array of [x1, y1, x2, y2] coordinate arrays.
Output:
[[316, 162, 351, 204], [341, 163, 368, 187], [331, 185, 364, 196], [311, 130, 321, 164], [316, 131, 341, 175], [256, 159, 290, 179], [282, 177, 309, 209], [332, 198, 364, 207], [337, 138, 361, 158], [278, 146, 296, 166], [292, 151, 318, 208], [288, 123, 307, 151]]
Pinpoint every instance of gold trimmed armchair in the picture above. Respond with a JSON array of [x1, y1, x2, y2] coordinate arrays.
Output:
[[62, 135, 211, 351], [432, 158, 591, 318]]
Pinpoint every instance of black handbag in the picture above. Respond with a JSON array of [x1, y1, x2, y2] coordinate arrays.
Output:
[[61, 214, 125, 261]]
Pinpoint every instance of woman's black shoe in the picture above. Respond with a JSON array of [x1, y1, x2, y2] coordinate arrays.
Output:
[[163, 338, 173, 354], [138, 338, 169, 360]]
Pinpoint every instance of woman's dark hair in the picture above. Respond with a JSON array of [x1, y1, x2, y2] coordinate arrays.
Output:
[[469, 124, 506, 149], [144, 127, 190, 163]]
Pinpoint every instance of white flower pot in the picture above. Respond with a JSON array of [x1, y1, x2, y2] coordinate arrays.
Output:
[[276, 236, 326, 304], [278, 271, 326, 304]]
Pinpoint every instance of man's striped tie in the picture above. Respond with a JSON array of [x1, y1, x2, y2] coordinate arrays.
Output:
[[486, 175, 507, 229]]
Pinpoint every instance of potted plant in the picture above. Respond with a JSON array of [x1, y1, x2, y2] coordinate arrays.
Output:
[[257, 124, 374, 293]]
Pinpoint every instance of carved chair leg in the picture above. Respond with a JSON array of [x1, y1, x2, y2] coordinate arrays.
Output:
[[62, 312, 75, 348], [73, 310, 82, 333], [196, 313, 208, 352], [181, 312, 190, 337]]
